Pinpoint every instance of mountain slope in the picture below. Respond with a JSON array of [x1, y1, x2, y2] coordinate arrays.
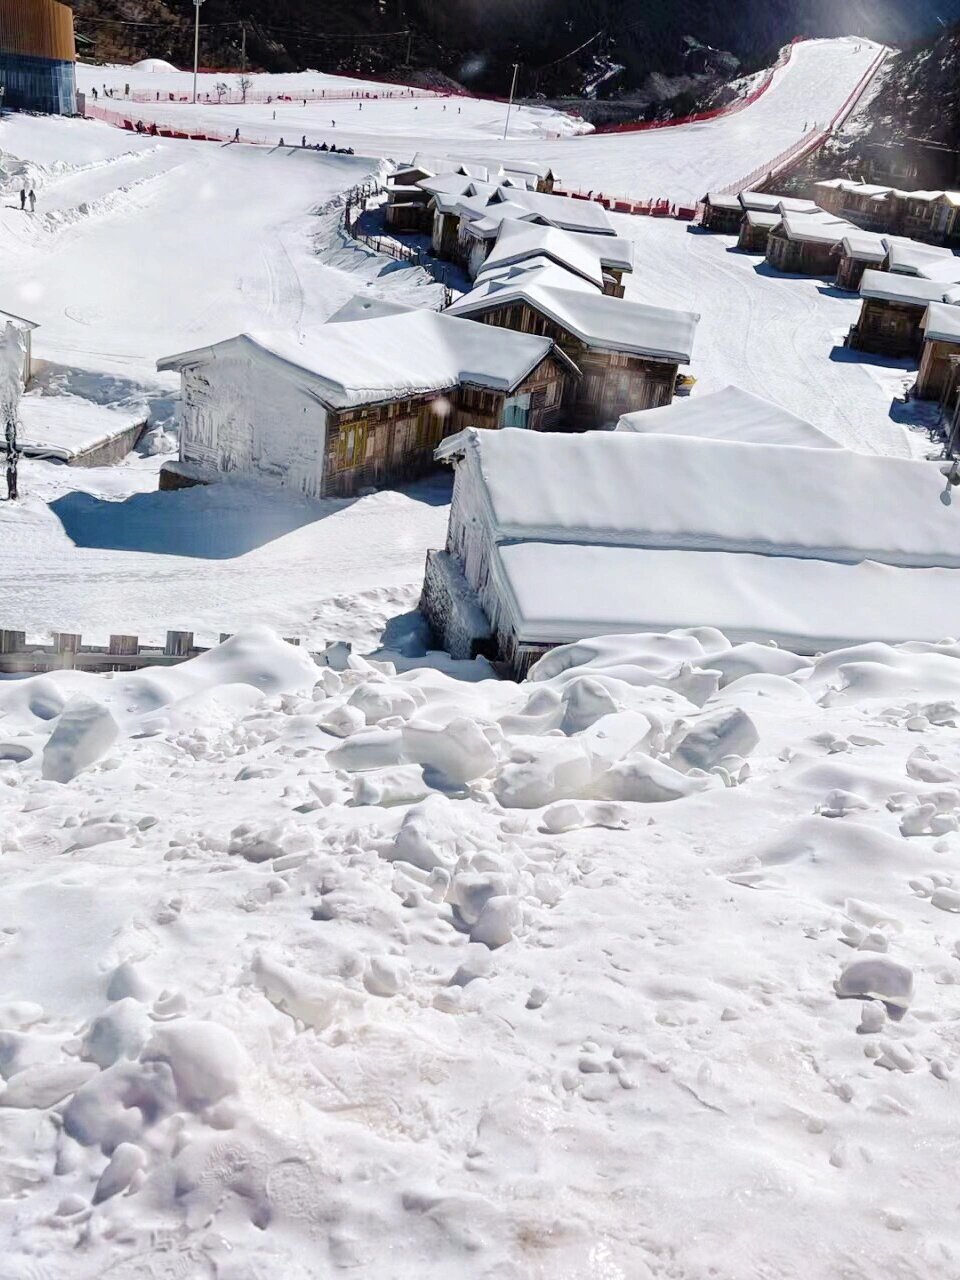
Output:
[[68, 0, 960, 95]]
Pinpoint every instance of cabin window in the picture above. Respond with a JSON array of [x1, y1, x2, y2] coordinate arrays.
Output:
[[501, 392, 532, 429]]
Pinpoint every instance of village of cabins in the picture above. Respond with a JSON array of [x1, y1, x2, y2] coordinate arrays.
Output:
[[141, 150, 960, 674]]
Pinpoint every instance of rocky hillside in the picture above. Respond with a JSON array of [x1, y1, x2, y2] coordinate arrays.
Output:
[[68, 0, 960, 97]]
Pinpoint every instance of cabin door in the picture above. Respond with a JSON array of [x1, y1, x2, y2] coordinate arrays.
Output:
[[501, 393, 532, 429]]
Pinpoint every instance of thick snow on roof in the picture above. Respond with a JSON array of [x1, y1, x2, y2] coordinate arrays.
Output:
[[471, 258, 601, 299], [777, 213, 852, 244], [839, 231, 888, 262], [886, 238, 954, 275], [495, 541, 960, 651], [705, 193, 744, 210], [481, 187, 615, 235], [324, 295, 416, 322], [859, 269, 955, 307], [437, 428, 960, 566], [617, 385, 842, 449], [0, 307, 39, 331], [448, 284, 699, 363], [923, 301, 960, 344], [483, 222, 605, 289], [157, 311, 557, 409], [916, 254, 960, 285], [744, 210, 783, 228], [741, 191, 819, 214]]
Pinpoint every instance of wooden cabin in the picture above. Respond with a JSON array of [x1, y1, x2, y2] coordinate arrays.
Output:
[[738, 210, 781, 253], [156, 308, 574, 500], [0, 308, 38, 388], [848, 270, 953, 357], [766, 214, 852, 275], [422, 427, 960, 675], [917, 302, 960, 400], [700, 192, 744, 234], [447, 283, 699, 429], [834, 232, 888, 291]]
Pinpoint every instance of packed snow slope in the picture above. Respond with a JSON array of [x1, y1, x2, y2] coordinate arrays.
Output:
[[1, 626, 959, 1278], [81, 39, 882, 203]]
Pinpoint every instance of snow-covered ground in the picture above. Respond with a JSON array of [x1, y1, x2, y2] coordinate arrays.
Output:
[[1, 626, 960, 1278], [78, 38, 883, 203]]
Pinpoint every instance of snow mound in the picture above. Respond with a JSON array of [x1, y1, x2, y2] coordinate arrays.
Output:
[[132, 58, 180, 72]]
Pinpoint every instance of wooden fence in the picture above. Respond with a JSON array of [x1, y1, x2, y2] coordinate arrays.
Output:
[[0, 628, 311, 674]]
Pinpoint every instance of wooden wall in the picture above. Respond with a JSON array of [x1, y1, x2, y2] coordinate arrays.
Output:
[[0, 0, 75, 60]]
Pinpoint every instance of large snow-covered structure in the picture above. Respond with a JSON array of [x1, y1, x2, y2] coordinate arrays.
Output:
[[421, 427, 960, 673], [617, 385, 842, 449], [849, 269, 960, 357], [157, 309, 575, 498]]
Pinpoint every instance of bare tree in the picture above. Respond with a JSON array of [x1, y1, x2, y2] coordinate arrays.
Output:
[[214, 80, 229, 104], [237, 74, 252, 105]]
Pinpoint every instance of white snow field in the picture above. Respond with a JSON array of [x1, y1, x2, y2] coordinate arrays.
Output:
[[79, 38, 883, 204], [1, 626, 960, 1278]]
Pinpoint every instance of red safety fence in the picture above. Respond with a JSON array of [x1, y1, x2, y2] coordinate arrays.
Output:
[[592, 37, 802, 137]]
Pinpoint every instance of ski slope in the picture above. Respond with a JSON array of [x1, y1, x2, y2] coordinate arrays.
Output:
[[78, 38, 883, 203]]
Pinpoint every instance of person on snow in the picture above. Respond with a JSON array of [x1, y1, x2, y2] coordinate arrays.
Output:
[[19, 188, 26, 210], [234, 127, 240, 142], [301, 135, 306, 147], [320, 141, 328, 151], [279, 137, 285, 148], [28, 189, 36, 212]]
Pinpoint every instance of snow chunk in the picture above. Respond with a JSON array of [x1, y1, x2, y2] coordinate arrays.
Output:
[[141, 1021, 247, 1110], [41, 695, 119, 783], [835, 957, 914, 1010]]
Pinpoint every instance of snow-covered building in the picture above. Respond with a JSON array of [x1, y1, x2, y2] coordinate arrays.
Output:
[[765, 212, 854, 275], [421, 427, 960, 673], [737, 209, 782, 254], [917, 302, 960, 400], [616, 385, 842, 449], [834, 231, 889, 290], [701, 190, 820, 236], [699, 192, 745, 234], [157, 308, 576, 499], [0, 308, 38, 391], [849, 269, 960, 357], [447, 273, 699, 427]]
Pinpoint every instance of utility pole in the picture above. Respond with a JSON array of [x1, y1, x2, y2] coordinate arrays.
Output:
[[405, 29, 412, 66], [503, 62, 519, 141], [240, 21, 246, 79], [192, 0, 205, 105]]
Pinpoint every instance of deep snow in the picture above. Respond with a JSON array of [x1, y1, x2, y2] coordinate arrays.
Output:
[[1, 627, 960, 1278]]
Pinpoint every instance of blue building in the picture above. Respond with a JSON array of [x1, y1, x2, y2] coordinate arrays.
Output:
[[0, 0, 77, 115]]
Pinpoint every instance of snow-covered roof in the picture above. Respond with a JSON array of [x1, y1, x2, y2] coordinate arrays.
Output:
[[705, 193, 744, 210], [617, 385, 842, 449], [839, 231, 888, 262], [483, 222, 605, 289], [472, 257, 600, 298], [922, 302, 960, 345], [324, 295, 416, 322], [775, 213, 852, 245], [815, 179, 894, 198], [859, 270, 955, 308], [885, 238, 954, 275], [565, 231, 635, 273], [0, 308, 39, 331], [493, 541, 960, 652], [435, 428, 960, 568], [741, 191, 819, 214], [916, 254, 960, 286], [447, 284, 699, 364], [744, 210, 782, 228], [418, 175, 494, 200], [157, 311, 561, 410], [476, 187, 615, 235]]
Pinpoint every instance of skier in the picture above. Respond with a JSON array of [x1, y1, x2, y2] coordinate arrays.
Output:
[[358, 102, 362, 111], [91, 86, 97, 101], [234, 127, 240, 142], [301, 134, 306, 147], [28, 189, 36, 213], [19, 188, 25, 211], [331, 119, 335, 127], [279, 137, 285, 148]]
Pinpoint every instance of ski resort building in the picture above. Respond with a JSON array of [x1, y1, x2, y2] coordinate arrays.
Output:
[[700, 193, 745, 234], [738, 210, 781, 254], [0, 0, 76, 115], [420, 428, 960, 675], [834, 231, 889, 291], [157, 309, 576, 499], [447, 276, 698, 427], [765, 213, 854, 275], [849, 270, 960, 357], [917, 303, 960, 400]]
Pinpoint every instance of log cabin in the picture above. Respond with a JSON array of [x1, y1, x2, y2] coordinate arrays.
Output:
[[917, 302, 960, 400], [765, 213, 854, 275], [447, 277, 699, 428], [848, 270, 958, 357], [421, 427, 960, 675], [156, 307, 577, 500], [700, 192, 745, 233], [738, 210, 781, 253], [834, 231, 888, 291]]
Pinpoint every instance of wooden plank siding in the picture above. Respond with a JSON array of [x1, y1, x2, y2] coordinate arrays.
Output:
[[0, 0, 74, 59], [322, 353, 569, 497], [766, 230, 838, 276], [467, 299, 676, 428], [849, 297, 928, 358], [917, 337, 960, 401]]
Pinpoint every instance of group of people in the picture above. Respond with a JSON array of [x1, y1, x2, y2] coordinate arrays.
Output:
[[19, 188, 36, 212]]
